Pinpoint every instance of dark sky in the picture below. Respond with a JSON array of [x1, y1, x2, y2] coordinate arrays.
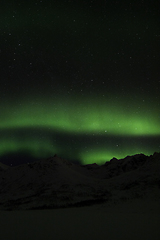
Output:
[[0, 0, 160, 166]]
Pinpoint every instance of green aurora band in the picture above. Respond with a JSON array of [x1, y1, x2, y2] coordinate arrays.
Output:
[[0, 97, 159, 164], [1, 97, 160, 136], [0, 134, 158, 165], [80, 147, 153, 165]]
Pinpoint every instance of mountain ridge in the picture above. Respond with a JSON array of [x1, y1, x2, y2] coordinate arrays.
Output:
[[0, 152, 159, 210]]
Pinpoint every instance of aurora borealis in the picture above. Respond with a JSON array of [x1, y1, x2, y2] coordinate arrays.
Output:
[[1, 0, 160, 165]]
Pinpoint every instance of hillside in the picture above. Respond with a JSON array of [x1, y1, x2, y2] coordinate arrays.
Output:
[[0, 152, 159, 210]]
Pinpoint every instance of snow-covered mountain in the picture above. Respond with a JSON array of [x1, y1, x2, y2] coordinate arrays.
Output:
[[0, 152, 159, 210]]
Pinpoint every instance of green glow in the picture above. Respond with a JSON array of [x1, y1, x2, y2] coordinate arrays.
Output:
[[80, 148, 153, 165], [0, 97, 159, 165], [0, 97, 159, 136], [0, 136, 156, 165], [0, 139, 55, 159], [80, 150, 121, 165]]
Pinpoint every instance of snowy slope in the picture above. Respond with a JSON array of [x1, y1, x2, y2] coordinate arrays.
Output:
[[0, 162, 10, 171], [0, 153, 159, 210]]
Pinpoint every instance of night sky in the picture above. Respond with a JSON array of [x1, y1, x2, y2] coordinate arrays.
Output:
[[1, 0, 160, 166]]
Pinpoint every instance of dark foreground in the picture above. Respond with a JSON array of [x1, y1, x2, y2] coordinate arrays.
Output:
[[0, 199, 160, 240]]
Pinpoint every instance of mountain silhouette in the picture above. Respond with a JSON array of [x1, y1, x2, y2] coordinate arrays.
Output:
[[0, 152, 159, 210]]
